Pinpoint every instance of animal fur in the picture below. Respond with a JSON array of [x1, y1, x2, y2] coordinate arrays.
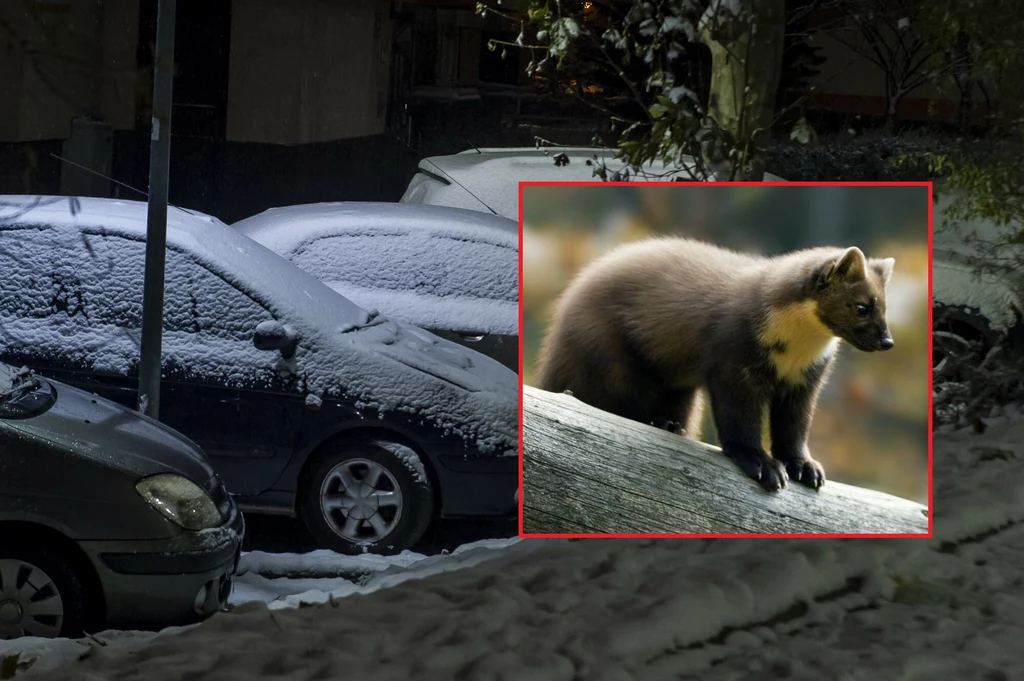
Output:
[[535, 237, 896, 492]]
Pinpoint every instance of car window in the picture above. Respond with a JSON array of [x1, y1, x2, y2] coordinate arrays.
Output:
[[77, 233, 276, 338], [0, 226, 279, 383], [0, 225, 78, 363], [75, 231, 196, 333], [78, 233, 280, 381], [291, 232, 517, 303]]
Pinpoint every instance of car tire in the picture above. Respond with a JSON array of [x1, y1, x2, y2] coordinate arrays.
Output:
[[933, 303, 998, 369], [299, 438, 435, 556], [0, 543, 87, 639]]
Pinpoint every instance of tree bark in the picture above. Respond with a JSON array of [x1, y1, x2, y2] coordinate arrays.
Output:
[[883, 80, 902, 131], [700, 0, 786, 180], [521, 386, 930, 535]]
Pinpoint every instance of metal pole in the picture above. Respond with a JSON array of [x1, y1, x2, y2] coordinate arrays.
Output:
[[138, 0, 177, 419]]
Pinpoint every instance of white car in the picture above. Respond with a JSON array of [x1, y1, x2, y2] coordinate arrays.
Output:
[[402, 147, 1021, 363], [233, 202, 519, 372], [400, 147, 786, 220]]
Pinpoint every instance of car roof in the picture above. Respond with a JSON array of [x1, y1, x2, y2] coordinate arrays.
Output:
[[0, 195, 371, 329], [402, 148, 786, 219]]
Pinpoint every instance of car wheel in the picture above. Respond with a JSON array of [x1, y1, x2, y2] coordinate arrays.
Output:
[[0, 544, 87, 639], [933, 303, 997, 370], [299, 439, 434, 556]]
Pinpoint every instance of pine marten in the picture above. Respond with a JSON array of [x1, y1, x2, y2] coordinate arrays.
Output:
[[535, 237, 896, 492]]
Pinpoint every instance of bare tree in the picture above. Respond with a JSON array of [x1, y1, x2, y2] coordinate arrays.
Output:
[[828, 0, 964, 128]]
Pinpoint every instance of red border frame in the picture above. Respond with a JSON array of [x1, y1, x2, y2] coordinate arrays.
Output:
[[517, 180, 934, 540]]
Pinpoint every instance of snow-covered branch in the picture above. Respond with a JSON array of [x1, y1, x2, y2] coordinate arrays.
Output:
[[522, 386, 929, 535]]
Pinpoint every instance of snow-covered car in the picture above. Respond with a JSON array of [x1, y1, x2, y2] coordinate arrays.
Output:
[[399, 147, 785, 220], [233, 202, 519, 373], [0, 360, 242, 638], [0, 196, 518, 556], [932, 190, 1024, 365]]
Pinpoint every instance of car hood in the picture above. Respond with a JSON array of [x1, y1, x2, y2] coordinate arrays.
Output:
[[323, 280, 518, 337], [373, 319, 515, 392], [330, 316, 519, 455], [7, 376, 216, 484]]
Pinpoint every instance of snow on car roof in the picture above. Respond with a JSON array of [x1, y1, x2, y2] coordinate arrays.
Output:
[[0, 195, 370, 329], [0, 196, 517, 454], [233, 202, 519, 335], [233, 201, 518, 248]]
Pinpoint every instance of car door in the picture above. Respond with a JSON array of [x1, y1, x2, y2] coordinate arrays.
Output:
[[0, 225, 303, 496], [153, 246, 308, 496]]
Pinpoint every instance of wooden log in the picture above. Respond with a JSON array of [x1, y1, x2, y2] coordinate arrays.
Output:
[[521, 385, 930, 535]]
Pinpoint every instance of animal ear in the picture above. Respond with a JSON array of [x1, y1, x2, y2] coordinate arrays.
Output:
[[825, 247, 867, 283], [871, 257, 896, 285]]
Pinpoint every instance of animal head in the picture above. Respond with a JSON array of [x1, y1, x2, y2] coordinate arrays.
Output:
[[814, 247, 895, 353]]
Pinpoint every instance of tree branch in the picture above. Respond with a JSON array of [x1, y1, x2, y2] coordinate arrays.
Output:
[[521, 386, 930, 535]]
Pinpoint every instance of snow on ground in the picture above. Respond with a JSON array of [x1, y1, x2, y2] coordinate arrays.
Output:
[[231, 537, 525, 609], [0, 538, 531, 678], [5, 419, 1022, 680]]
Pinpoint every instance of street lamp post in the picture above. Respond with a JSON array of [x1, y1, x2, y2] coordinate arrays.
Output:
[[138, 0, 177, 419]]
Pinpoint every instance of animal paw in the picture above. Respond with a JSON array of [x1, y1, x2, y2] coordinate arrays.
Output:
[[651, 418, 684, 435], [785, 458, 826, 490], [754, 456, 789, 492], [722, 445, 788, 492]]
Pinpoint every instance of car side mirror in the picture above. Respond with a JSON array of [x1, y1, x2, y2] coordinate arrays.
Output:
[[253, 320, 298, 359]]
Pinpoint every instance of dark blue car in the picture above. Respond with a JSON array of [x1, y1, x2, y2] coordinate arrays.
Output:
[[0, 196, 519, 556]]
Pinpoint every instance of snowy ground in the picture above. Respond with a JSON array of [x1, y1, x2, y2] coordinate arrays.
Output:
[[0, 537, 533, 677], [3, 418, 1022, 680]]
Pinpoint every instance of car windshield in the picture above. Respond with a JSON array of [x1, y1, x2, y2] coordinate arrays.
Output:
[[232, 203, 519, 335], [0, 362, 56, 419]]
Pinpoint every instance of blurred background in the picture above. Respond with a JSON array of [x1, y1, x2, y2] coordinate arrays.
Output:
[[522, 184, 930, 504]]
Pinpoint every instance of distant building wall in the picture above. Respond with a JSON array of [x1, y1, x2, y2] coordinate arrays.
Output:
[[0, 0, 138, 143], [226, 0, 393, 144]]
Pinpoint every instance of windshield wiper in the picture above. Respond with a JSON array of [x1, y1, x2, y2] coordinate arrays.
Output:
[[0, 366, 42, 404], [339, 308, 389, 334]]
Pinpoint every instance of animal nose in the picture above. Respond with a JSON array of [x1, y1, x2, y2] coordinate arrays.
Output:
[[880, 337, 894, 351]]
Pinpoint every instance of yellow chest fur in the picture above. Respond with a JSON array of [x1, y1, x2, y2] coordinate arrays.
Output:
[[759, 301, 839, 384]]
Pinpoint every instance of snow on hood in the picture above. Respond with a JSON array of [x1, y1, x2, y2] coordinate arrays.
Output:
[[399, 147, 785, 220], [233, 202, 519, 335], [0, 196, 517, 455]]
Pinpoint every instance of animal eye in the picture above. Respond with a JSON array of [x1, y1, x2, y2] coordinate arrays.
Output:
[[855, 303, 871, 317]]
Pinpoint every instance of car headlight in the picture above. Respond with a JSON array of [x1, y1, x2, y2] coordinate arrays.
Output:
[[135, 474, 222, 531]]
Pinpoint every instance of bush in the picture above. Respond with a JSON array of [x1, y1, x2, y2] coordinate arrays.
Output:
[[765, 131, 966, 182], [933, 335, 1024, 431]]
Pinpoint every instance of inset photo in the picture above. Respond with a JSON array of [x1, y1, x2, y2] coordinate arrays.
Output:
[[520, 182, 932, 538]]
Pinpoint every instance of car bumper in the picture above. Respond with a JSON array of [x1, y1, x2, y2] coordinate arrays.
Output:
[[78, 506, 245, 631]]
